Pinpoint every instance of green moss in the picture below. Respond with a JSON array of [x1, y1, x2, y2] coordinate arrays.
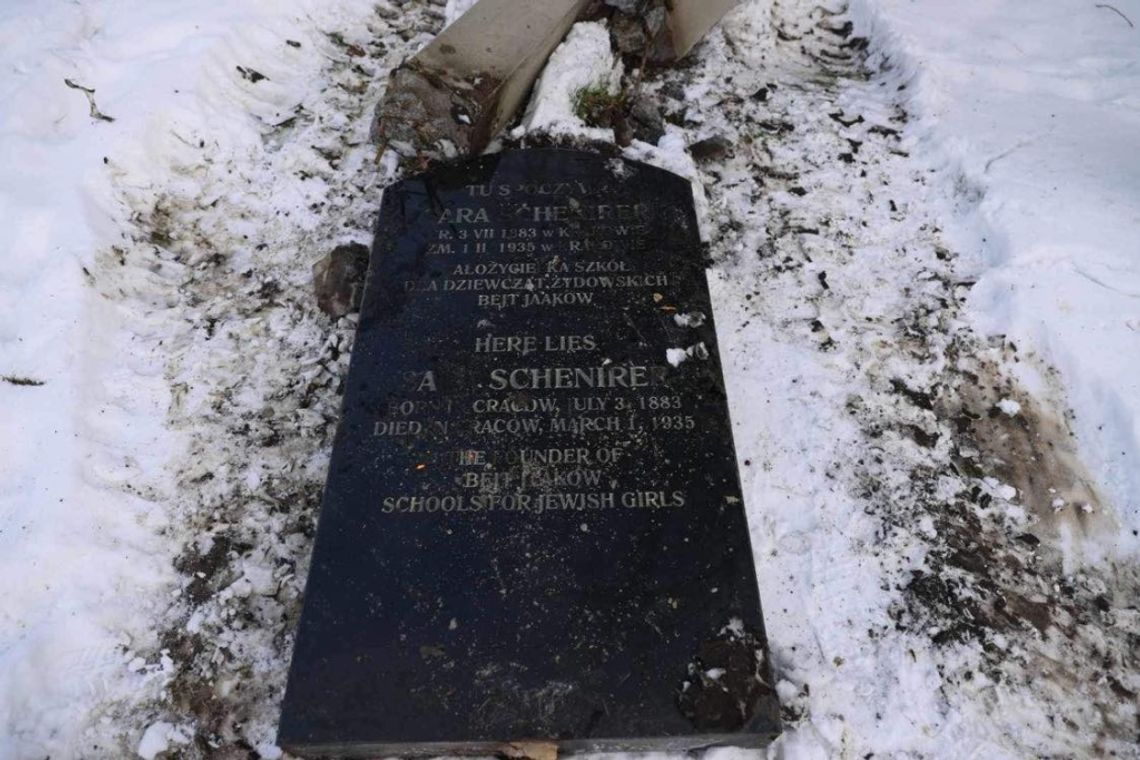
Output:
[[573, 85, 627, 128]]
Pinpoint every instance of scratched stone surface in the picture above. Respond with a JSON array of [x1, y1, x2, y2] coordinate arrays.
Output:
[[278, 149, 779, 756]]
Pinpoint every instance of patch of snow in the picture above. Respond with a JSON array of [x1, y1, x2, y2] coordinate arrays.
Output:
[[775, 679, 799, 703], [624, 128, 711, 240], [137, 721, 190, 760], [606, 157, 631, 178], [443, 0, 479, 27], [996, 398, 1021, 416], [850, 0, 1140, 551], [255, 742, 283, 760], [666, 343, 708, 367], [983, 477, 1019, 503], [674, 311, 707, 328], [516, 22, 622, 142], [0, 0, 424, 754]]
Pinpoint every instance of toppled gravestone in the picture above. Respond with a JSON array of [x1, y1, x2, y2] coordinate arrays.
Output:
[[279, 149, 780, 755], [372, 0, 739, 161], [607, 0, 740, 64], [372, 0, 591, 162]]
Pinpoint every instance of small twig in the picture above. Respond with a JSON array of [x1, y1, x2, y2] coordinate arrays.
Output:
[[236, 65, 268, 83], [1096, 3, 1135, 28], [2, 375, 45, 387], [63, 78, 115, 122], [983, 135, 1035, 173], [632, 23, 651, 92]]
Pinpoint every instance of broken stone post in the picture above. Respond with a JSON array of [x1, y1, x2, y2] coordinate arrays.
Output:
[[608, 0, 740, 64], [373, 0, 591, 161], [654, 0, 739, 62]]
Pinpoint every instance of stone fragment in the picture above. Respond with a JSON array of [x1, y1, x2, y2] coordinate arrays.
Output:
[[312, 243, 370, 318], [689, 134, 733, 162], [373, 0, 591, 161], [608, 0, 740, 64], [609, 11, 647, 55], [603, 0, 639, 13], [628, 93, 665, 144]]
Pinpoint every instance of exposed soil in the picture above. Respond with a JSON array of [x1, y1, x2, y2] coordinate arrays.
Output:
[[92, 2, 446, 755], [635, 0, 1140, 753]]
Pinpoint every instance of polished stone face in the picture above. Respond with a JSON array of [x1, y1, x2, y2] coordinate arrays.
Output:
[[278, 149, 779, 756]]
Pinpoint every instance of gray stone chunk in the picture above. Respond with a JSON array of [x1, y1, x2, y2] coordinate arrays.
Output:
[[628, 93, 665, 144], [313, 243, 370, 318], [689, 134, 733, 163], [610, 12, 647, 56], [609, 0, 740, 64]]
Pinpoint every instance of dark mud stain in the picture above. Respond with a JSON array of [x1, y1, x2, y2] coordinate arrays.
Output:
[[660, 0, 1140, 751], [174, 534, 236, 605], [1, 375, 45, 386], [676, 625, 777, 732], [94, 3, 450, 755], [881, 348, 1139, 748], [938, 369, 1107, 537], [236, 65, 268, 83]]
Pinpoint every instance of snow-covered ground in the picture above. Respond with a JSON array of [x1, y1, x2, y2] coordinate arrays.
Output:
[[0, 1, 437, 756], [1, 0, 1138, 758], [852, 0, 1140, 557]]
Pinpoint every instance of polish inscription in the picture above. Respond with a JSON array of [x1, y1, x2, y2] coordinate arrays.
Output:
[[373, 174, 700, 518]]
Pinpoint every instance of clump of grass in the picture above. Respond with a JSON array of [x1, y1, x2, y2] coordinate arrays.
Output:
[[2, 375, 44, 387], [573, 85, 628, 129]]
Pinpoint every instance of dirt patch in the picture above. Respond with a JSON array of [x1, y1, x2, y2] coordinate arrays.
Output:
[[941, 365, 1108, 538], [91, 2, 446, 755], [1, 375, 45, 386], [654, 0, 1140, 752]]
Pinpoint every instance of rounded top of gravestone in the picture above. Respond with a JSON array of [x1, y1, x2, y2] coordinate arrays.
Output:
[[394, 148, 693, 198]]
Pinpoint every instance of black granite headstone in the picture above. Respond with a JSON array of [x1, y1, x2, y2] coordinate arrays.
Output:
[[279, 149, 779, 756]]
